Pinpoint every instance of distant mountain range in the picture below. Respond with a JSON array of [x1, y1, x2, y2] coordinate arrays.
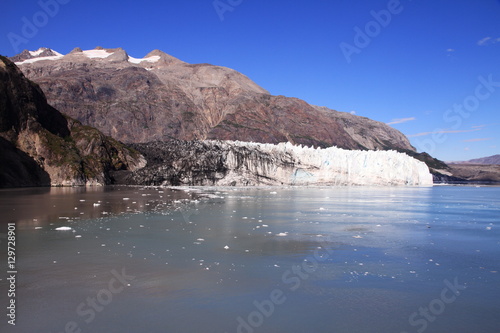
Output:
[[10, 47, 415, 153], [451, 154, 500, 165]]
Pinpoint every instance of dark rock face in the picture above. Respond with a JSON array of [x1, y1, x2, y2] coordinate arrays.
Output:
[[12, 47, 416, 152], [116, 140, 271, 186], [0, 56, 145, 188], [0, 137, 50, 187]]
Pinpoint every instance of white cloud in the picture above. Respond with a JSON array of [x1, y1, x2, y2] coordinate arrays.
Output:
[[386, 117, 416, 125], [477, 36, 500, 46]]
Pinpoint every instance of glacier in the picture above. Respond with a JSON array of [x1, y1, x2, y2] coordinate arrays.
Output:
[[221, 141, 432, 186], [122, 140, 433, 186]]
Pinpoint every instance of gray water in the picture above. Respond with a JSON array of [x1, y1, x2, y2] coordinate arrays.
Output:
[[0, 185, 499, 333]]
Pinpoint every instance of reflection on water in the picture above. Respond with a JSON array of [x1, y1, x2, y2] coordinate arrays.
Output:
[[0, 186, 499, 333], [0, 186, 199, 228]]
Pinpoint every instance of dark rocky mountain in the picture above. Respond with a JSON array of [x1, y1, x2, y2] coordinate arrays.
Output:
[[11, 47, 415, 152], [0, 56, 145, 188]]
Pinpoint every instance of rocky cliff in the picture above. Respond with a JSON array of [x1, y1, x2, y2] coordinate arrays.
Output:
[[0, 56, 145, 187], [115, 140, 432, 186], [12, 47, 415, 152]]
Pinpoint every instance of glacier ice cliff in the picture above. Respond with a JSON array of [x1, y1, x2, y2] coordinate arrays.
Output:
[[116, 140, 433, 186]]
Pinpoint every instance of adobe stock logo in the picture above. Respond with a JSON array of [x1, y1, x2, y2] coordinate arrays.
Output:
[[339, 0, 408, 64], [401, 277, 466, 333], [414, 74, 500, 155], [7, 0, 72, 54], [213, 0, 243, 21], [55, 268, 135, 333]]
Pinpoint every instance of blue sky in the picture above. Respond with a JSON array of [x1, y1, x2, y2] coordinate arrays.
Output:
[[1, 0, 499, 161]]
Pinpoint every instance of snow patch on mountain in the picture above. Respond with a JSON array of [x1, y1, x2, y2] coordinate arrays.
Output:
[[83, 49, 113, 58], [15, 55, 64, 65], [128, 55, 161, 64]]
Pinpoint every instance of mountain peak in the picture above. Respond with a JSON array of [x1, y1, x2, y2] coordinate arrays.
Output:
[[9, 47, 63, 63], [144, 49, 184, 65], [10, 47, 185, 67]]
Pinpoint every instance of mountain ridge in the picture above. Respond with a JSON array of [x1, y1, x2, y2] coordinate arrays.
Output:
[[450, 154, 500, 165], [10, 47, 416, 153]]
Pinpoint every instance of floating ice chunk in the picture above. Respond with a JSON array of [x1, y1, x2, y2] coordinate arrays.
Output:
[[35, 227, 43, 230], [224, 245, 230, 250], [270, 191, 277, 194], [352, 235, 363, 239], [55, 226, 72, 231], [93, 203, 101, 207], [197, 238, 205, 241], [276, 232, 288, 236], [75, 235, 82, 238], [123, 198, 130, 201]]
